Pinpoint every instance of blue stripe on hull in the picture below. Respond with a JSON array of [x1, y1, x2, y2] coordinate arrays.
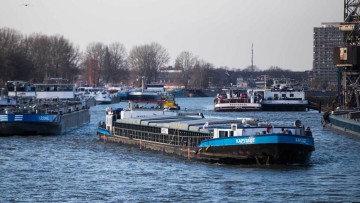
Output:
[[0, 114, 60, 123], [199, 134, 314, 148]]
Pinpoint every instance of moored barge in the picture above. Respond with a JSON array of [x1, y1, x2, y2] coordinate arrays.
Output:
[[323, 110, 360, 137]]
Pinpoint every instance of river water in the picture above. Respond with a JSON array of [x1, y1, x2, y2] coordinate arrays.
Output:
[[1, 97, 360, 202]]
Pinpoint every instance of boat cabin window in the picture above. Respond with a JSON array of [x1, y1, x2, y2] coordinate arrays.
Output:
[[35, 84, 73, 92], [131, 102, 163, 109], [219, 130, 233, 137], [282, 94, 286, 98], [274, 94, 278, 100], [290, 93, 294, 97], [6, 81, 34, 92]]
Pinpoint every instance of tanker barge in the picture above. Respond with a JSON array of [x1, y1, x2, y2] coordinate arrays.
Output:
[[97, 101, 314, 165], [0, 80, 90, 136]]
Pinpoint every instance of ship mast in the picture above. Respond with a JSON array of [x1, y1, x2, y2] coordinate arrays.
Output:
[[251, 43, 254, 71]]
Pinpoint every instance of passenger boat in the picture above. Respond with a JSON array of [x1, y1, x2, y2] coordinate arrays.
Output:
[[97, 108, 314, 165], [0, 79, 90, 136], [214, 88, 261, 111], [258, 79, 308, 111]]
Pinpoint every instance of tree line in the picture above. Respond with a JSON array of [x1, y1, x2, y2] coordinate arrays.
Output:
[[0, 27, 311, 89]]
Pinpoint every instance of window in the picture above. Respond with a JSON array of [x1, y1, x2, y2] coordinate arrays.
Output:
[[219, 131, 228, 138]]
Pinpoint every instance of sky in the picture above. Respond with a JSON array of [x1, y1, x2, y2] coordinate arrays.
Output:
[[0, 0, 343, 71]]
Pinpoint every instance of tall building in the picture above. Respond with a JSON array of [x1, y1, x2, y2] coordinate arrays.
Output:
[[313, 22, 344, 87]]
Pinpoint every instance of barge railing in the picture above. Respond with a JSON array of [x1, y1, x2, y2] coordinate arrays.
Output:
[[112, 127, 212, 148]]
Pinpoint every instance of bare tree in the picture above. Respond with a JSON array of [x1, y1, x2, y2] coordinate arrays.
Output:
[[48, 35, 80, 82], [188, 59, 213, 89], [83, 42, 105, 86], [22, 34, 80, 82], [0, 28, 22, 52], [174, 51, 198, 88], [0, 28, 23, 81], [128, 42, 169, 84], [108, 42, 127, 83], [151, 42, 169, 82], [82, 42, 128, 86], [1, 29, 81, 82], [242, 65, 260, 72], [20, 34, 51, 82], [210, 66, 234, 87], [102, 46, 112, 83]]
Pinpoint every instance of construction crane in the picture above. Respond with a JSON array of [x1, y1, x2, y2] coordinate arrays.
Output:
[[334, 0, 360, 109]]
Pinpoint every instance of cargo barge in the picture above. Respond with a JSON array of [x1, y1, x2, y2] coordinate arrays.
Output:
[[98, 107, 315, 165], [323, 110, 360, 137], [0, 80, 90, 136], [0, 100, 90, 136]]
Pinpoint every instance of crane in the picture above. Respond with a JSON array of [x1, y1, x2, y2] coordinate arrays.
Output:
[[335, 0, 360, 109]]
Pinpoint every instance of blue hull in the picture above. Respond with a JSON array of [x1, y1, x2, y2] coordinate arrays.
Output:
[[197, 134, 315, 164], [0, 114, 61, 136], [1, 109, 90, 136], [199, 134, 314, 147]]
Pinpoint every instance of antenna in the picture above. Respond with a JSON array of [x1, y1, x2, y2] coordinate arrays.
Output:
[[251, 43, 254, 71]]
